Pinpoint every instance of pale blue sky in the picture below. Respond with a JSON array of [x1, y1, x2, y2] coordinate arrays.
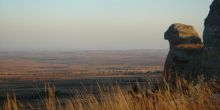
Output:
[[0, 0, 212, 50]]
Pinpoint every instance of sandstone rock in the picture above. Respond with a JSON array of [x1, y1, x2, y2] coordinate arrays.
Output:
[[164, 23, 203, 81], [164, 23, 202, 48], [203, 0, 220, 79]]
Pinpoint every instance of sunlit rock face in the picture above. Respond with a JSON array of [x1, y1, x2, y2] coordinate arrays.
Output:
[[164, 23, 202, 48], [203, 0, 220, 78], [164, 23, 204, 81]]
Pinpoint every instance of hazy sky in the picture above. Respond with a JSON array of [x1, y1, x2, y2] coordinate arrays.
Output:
[[0, 0, 212, 51]]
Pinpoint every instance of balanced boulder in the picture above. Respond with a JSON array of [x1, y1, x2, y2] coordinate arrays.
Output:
[[164, 23, 204, 81]]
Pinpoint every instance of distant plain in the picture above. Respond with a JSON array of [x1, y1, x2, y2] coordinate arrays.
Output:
[[0, 50, 167, 99]]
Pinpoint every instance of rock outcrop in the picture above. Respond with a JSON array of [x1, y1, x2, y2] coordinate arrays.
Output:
[[164, 23, 204, 81], [203, 0, 220, 79], [164, 0, 220, 81]]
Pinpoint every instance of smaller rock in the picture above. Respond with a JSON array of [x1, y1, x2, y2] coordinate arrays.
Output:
[[164, 23, 204, 81], [164, 23, 202, 48]]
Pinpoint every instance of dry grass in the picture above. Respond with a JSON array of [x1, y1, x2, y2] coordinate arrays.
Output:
[[2, 78, 220, 110]]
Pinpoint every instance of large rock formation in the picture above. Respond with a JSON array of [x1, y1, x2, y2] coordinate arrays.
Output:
[[203, 0, 220, 79], [164, 23, 204, 81], [164, 0, 220, 81]]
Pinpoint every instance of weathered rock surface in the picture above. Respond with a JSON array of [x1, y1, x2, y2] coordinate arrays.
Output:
[[164, 23, 204, 81], [203, 0, 220, 79], [164, 23, 202, 48]]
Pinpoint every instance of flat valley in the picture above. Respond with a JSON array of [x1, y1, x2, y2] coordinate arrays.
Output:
[[0, 50, 167, 99]]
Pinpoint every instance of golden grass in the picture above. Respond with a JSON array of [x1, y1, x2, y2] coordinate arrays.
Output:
[[4, 93, 18, 110], [2, 78, 220, 110]]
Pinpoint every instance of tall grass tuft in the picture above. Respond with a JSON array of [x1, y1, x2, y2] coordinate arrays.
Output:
[[3, 93, 19, 110], [2, 77, 220, 110]]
